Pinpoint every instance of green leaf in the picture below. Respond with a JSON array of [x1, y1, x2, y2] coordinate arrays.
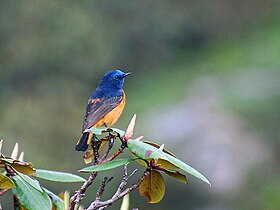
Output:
[[88, 127, 106, 135], [79, 158, 136, 173], [165, 154, 211, 186], [35, 169, 86, 182], [127, 140, 167, 160], [164, 169, 188, 184], [127, 140, 211, 186], [143, 141, 176, 157], [110, 128, 125, 137], [44, 188, 65, 210], [86, 127, 125, 136], [0, 173, 15, 189], [12, 175, 52, 210], [17, 172, 43, 193]]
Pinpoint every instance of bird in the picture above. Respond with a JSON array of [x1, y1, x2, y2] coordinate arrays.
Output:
[[75, 69, 130, 151]]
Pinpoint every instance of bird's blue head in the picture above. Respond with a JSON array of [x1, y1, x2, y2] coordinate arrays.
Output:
[[94, 69, 130, 97]]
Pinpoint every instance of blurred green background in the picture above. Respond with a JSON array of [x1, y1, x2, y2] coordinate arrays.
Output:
[[1, 1, 280, 209]]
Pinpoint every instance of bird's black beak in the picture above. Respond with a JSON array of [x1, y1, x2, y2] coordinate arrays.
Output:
[[123, 72, 131, 77]]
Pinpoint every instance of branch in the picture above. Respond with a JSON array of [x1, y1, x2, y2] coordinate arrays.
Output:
[[70, 172, 98, 210], [71, 133, 121, 209], [72, 115, 139, 209], [101, 137, 114, 162], [86, 165, 150, 210], [105, 147, 124, 162], [92, 139, 101, 164], [96, 177, 113, 201]]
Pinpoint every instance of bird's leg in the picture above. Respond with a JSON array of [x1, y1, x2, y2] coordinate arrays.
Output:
[[115, 132, 126, 149], [108, 132, 115, 148], [93, 134, 100, 141], [120, 140, 127, 149], [91, 134, 101, 158], [91, 134, 100, 147], [103, 123, 115, 147], [99, 124, 116, 161]]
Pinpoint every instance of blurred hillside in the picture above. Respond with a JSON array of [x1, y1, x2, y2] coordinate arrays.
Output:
[[1, 1, 280, 209]]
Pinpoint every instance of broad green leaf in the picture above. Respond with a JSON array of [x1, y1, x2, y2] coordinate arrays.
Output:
[[128, 140, 170, 171], [164, 169, 188, 184], [12, 175, 52, 210], [87, 127, 106, 135], [79, 158, 136, 173], [139, 170, 165, 203], [86, 127, 125, 136], [0, 173, 15, 189], [127, 140, 166, 160], [165, 154, 211, 186], [127, 140, 211, 186], [143, 141, 176, 157], [35, 169, 86, 182], [108, 127, 125, 137], [17, 172, 43, 193], [136, 158, 178, 170], [44, 188, 65, 210]]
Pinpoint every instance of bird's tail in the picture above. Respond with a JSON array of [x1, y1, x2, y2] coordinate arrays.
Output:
[[75, 132, 93, 151]]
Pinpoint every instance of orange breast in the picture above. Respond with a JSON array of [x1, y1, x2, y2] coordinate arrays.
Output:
[[93, 91, 126, 127]]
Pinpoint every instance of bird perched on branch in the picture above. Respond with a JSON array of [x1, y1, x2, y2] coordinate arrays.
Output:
[[75, 69, 130, 151]]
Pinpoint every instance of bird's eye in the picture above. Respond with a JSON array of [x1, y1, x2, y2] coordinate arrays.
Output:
[[114, 75, 119, 80]]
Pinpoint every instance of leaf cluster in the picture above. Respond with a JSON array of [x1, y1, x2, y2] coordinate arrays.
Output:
[[78, 115, 211, 205], [1, 114, 211, 209], [0, 141, 85, 210]]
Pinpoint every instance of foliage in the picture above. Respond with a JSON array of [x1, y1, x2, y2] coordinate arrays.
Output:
[[0, 2, 279, 209], [71, 115, 210, 209], [139, 170, 165, 203], [0, 115, 210, 209], [0, 140, 85, 210]]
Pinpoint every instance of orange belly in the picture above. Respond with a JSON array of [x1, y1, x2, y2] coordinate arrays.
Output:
[[93, 92, 126, 127]]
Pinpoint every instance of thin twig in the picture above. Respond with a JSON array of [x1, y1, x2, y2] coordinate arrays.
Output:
[[101, 146, 111, 161], [70, 172, 98, 210], [86, 166, 150, 210], [105, 147, 124, 162], [70, 133, 117, 209], [96, 177, 113, 201], [101, 138, 114, 162], [92, 140, 101, 164]]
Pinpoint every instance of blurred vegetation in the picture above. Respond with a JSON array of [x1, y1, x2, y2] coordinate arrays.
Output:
[[1, 1, 280, 209]]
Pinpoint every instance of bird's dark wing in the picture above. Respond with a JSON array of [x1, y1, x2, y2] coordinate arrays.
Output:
[[82, 96, 122, 131]]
